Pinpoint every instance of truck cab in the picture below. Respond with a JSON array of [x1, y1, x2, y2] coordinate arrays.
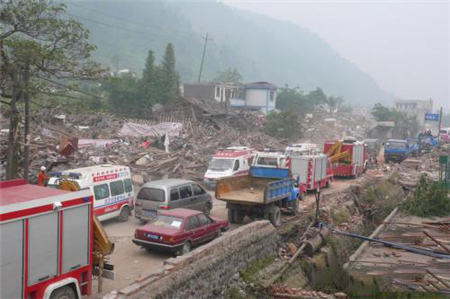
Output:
[[384, 139, 410, 163], [203, 147, 255, 189]]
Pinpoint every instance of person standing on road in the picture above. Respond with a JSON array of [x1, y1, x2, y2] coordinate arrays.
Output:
[[37, 166, 48, 186]]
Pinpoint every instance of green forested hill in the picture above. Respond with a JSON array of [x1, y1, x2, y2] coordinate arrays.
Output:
[[68, 1, 389, 105]]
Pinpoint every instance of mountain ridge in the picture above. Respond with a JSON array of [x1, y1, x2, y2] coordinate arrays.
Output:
[[68, 0, 389, 106]]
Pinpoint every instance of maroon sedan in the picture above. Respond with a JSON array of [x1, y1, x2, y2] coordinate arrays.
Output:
[[132, 208, 229, 255]]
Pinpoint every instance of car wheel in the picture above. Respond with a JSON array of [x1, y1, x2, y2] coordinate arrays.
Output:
[[216, 228, 223, 238], [50, 286, 76, 299], [269, 206, 282, 227], [118, 206, 130, 222], [203, 202, 212, 216], [177, 241, 191, 256]]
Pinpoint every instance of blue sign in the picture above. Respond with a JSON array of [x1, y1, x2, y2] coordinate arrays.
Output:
[[425, 113, 439, 121]]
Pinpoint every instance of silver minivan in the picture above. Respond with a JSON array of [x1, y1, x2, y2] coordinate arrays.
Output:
[[135, 179, 213, 222]]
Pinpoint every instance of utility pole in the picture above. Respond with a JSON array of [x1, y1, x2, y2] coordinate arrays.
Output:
[[197, 33, 212, 83], [23, 60, 30, 181], [438, 106, 443, 141]]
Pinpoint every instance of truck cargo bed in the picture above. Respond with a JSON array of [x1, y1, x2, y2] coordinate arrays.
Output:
[[216, 169, 293, 205], [217, 188, 265, 204]]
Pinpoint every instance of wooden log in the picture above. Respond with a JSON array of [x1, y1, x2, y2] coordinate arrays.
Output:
[[423, 231, 450, 254]]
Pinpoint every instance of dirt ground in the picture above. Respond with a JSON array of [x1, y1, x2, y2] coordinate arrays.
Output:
[[90, 179, 356, 298]]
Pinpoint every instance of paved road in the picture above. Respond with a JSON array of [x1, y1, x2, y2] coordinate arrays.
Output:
[[90, 179, 354, 298]]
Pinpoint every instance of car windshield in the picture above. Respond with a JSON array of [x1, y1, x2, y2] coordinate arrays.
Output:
[[440, 130, 448, 134], [137, 188, 165, 202], [208, 158, 234, 171], [150, 215, 183, 229], [386, 142, 406, 149]]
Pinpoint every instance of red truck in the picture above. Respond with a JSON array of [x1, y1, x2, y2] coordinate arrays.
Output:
[[0, 179, 114, 299], [286, 153, 333, 193], [324, 140, 369, 178]]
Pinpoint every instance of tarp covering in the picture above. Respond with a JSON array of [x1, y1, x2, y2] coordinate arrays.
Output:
[[119, 122, 183, 138], [78, 139, 120, 148]]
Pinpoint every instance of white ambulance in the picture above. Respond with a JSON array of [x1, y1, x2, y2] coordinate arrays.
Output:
[[48, 164, 134, 222], [203, 147, 255, 189]]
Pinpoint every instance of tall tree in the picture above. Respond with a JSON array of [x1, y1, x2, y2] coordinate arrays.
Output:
[[1, 0, 103, 179], [307, 88, 327, 105], [139, 50, 158, 114], [264, 110, 302, 140], [103, 74, 141, 117], [159, 43, 180, 103]]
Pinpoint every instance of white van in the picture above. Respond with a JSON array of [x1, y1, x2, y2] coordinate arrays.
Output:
[[203, 147, 255, 189], [48, 164, 134, 222]]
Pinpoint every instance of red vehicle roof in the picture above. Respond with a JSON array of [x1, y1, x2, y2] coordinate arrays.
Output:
[[158, 208, 203, 218], [0, 179, 69, 207]]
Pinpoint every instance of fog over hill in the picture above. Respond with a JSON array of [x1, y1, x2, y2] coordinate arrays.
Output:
[[68, 1, 390, 106]]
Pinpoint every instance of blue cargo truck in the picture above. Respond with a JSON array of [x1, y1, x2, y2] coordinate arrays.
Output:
[[384, 139, 414, 163], [215, 166, 299, 227]]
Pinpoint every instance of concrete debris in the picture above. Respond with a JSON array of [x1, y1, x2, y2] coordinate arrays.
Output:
[[1, 108, 281, 184], [301, 110, 374, 148]]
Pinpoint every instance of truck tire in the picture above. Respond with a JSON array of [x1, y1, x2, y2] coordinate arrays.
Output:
[[118, 206, 130, 222], [50, 286, 77, 299], [234, 209, 245, 224], [228, 208, 236, 224], [228, 208, 244, 224], [288, 198, 299, 216], [269, 206, 282, 227]]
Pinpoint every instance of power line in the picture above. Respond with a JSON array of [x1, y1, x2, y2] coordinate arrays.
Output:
[[37, 76, 106, 100], [66, 4, 194, 38], [65, 13, 148, 35], [69, 2, 189, 36]]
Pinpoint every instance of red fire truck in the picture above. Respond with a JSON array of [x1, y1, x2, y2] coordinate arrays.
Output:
[[286, 154, 333, 192], [324, 140, 369, 178], [0, 179, 113, 299]]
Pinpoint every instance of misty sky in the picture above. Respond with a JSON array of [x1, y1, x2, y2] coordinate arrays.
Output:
[[223, 0, 450, 111]]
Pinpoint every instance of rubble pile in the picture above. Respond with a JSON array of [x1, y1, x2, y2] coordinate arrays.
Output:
[[267, 284, 347, 299], [2, 106, 282, 185], [397, 151, 444, 189], [301, 110, 374, 146]]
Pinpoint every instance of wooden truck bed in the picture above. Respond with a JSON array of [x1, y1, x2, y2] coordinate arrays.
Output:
[[216, 173, 293, 205]]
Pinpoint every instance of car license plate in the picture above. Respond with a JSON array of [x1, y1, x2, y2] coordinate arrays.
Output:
[[143, 210, 156, 217], [148, 234, 159, 240]]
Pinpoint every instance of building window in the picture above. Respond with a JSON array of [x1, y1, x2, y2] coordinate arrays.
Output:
[[270, 91, 275, 101], [216, 87, 220, 98]]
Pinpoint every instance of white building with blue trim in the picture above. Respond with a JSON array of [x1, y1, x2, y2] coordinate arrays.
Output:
[[183, 81, 277, 114]]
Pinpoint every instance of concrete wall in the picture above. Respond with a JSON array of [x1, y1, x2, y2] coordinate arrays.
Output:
[[105, 221, 277, 299]]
